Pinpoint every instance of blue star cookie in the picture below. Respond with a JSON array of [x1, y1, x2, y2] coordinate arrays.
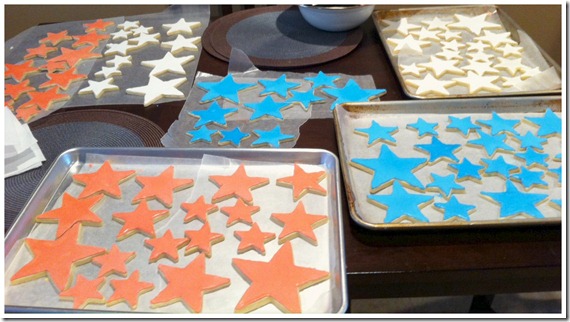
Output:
[[481, 180, 548, 219], [510, 167, 547, 190], [449, 157, 485, 182], [467, 129, 515, 157], [354, 120, 398, 146], [368, 181, 433, 223], [218, 127, 250, 147], [350, 144, 427, 192], [514, 149, 549, 168], [525, 108, 561, 137], [434, 195, 476, 221], [189, 101, 238, 128], [513, 131, 547, 151], [258, 74, 301, 98], [407, 118, 438, 137], [414, 137, 461, 164], [187, 126, 217, 143], [446, 115, 481, 137], [322, 79, 387, 110], [304, 71, 340, 88], [476, 111, 520, 136], [251, 125, 295, 148], [549, 199, 562, 209], [197, 74, 256, 104], [285, 89, 326, 111], [244, 96, 291, 121], [426, 173, 465, 198], [481, 156, 518, 179], [548, 166, 561, 183]]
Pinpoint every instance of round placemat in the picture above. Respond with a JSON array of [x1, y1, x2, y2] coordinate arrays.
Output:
[[202, 17, 229, 62], [4, 109, 165, 231], [206, 5, 363, 68]]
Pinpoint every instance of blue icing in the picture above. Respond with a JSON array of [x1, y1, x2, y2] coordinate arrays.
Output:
[[548, 166, 562, 183], [525, 108, 561, 137], [514, 131, 547, 151], [368, 181, 433, 223], [251, 125, 295, 148], [510, 167, 547, 189], [189, 101, 238, 128], [197, 74, 256, 104], [407, 117, 439, 137], [304, 71, 340, 88], [414, 137, 461, 163], [258, 74, 301, 98], [434, 196, 476, 221], [322, 79, 386, 110], [244, 96, 291, 121], [218, 127, 250, 147], [354, 120, 398, 146], [449, 157, 485, 181], [481, 180, 548, 219], [426, 173, 465, 198], [481, 156, 518, 178], [446, 115, 481, 136], [467, 129, 515, 157], [550, 199, 562, 209], [285, 89, 325, 111], [476, 111, 520, 136], [187, 126, 217, 143], [514, 149, 549, 168]]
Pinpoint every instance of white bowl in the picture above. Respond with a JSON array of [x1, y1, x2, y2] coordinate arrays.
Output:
[[299, 5, 374, 32]]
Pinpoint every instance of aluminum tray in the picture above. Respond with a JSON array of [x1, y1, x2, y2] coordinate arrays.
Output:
[[334, 96, 562, 230], [373, 5, 562, 99], [5, 148, 347, 314]]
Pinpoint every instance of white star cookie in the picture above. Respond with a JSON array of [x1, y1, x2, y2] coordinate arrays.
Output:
[[382, 17, 421, 36], [387, 35, 431, 55], [163, 18, 202, 36], [493, 57, 527, 76], [462, 60, 500, 76], [110, 29, 131, 40], [131, 25, 154, 36], [106, 55, 132, 68], [439, 29, 462, 41], [497, 43, 524, 58], [78, 78, 119, 98], [406, 73, 455, 96], [104, 40, 136, 56], [161, 35, 201, 54], [475, 30, 517, 49], [501, 75, 525, 89], [466, 40, 491, 52], [94, 65, 122, 79], [521, 66, 541, 79], [118, 20, 140, 31], [421, 17, 451, 31], [141, 52, 195, 76], [399, 63, 426, 77], [441, 39, 466, 52], [435, 49, 463, 61], [410, 27, 441, 41], [453, 71, 501, 94], [126, 76, 187, 106], [419, 56, 465, 78], [129, 32, 161, 49], [466, 51, 494, 63], [447, 13, 502, 35]]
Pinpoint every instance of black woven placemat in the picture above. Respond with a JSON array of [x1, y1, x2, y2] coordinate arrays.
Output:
[[4, 109, 165, 231]]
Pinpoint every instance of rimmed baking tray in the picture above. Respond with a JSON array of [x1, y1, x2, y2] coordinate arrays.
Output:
[[334, 96, 562, 230], [5, 148, 347, 314], [373, 5, 562, 99]]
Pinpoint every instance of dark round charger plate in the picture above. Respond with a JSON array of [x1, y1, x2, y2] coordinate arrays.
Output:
[[4, 109, 165, 231], [204, 5, 364, 69]]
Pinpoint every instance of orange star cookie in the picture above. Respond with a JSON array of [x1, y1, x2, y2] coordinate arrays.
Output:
[[132, 165, 194, 208], [5, 60, 40, 82], [92, 244, 136, 278], [276, 164, 327, 201], [72, 161, 136, 199], [209, 164, 269, 204], [35, 193, 104, 238], [39, 67, 87, 91], [16, 106, 41, 122], [150, 253, 231, 313], [234, 223, 276, 255], [59, 275, 106, 309], [232, 242, 330, 313], [107, 270, 154, 310], [184, 221, 224, 258], [84, 19, 115, 33], [39, 30, 72, 46], [144, 230, 188, 263], [112, 200, 169, 241], [40, 60, 69, 73], [270, 202, 328, 246], [48, 46, 101, 68], [181, 195, 218, 223], [10, 225, 106, 292], [220, 198, 260, 227], [5, 79, 35, 101], [24, 43, 58, 60], [19, 87, 70, 111], [72, 31, 110, 48]]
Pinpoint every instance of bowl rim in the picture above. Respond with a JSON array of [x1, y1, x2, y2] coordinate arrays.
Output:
[[298, 4, 373, 11]]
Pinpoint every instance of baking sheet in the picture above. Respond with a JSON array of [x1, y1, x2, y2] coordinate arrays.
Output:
[[334, 96, 562, 229], [373, 5, 562, 99], [5, 148, 346, 313]]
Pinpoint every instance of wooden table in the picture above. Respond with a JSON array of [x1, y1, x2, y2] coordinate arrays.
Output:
[[30, 16, 562, 312]]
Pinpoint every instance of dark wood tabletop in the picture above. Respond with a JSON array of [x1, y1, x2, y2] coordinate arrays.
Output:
[[35, 15, 562, 306]]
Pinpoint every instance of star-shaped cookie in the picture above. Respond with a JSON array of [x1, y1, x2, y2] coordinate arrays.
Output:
[[59, 275, 106, 309], [184, 221, 224, 258], [209, 164, 269, 204], [414, 136, 461, 164], [144, 229, 189, 263], [433, 196, 476, 221], [481, 180, 548, 218], [258, 74, 301, 98], [220, 198, 260, 227], [78, 78, 120, 99], [132, 165, 194, 208], [354, 120, 398, 146], [92, 244, 136, 278], [322, 79, 386, 110], [107, 270, 154, 310], [126, 76, 187, 107], [72, 161, 136, 199], [270, 202, 328, 246], [244, 96, 291, 121], [251, 125, 296, 147], [276, 163, 327, 201], [112, 200, 170, 241], [189, 101, 238, 128], [234, 223, 276, 255], [181, 195, 218, 223], [367, 181, 434, 223], [197, 74, 256, 104]]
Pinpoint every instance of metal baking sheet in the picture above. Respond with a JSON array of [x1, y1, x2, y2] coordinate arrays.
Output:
[[5, 148, 346, 314], [373, 5, 562, 99], [334, 96, 562, 230]]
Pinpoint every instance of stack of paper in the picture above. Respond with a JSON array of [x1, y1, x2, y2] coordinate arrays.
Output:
[[4, 107, 45, 177]]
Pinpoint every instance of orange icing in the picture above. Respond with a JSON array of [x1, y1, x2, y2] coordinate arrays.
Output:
[[39, 30, 72, 46], [150, 254, 231, 313], [59, 274, 106, 309], [10, 225, 106, 292], [48, 46, 101, 69], [84, 19, 115, 32], [40, 60, 69, 73], [132, 165, 194, 208], [234, 223, 275, 255], [184, 221, 224, 258], [112, 200, 169, 241], [39, 67, 87, 91], [209, 164, 269, 204], [92, 244, 136, 278], [19, 87, 70, 111], [24, 43, 58, 60], [220, 198, 260, 227], [15, 106, 41, 122], [270, 202, 328, 246], [5, 60, 40, 82], [72, 160, 136, 199], [5, 79, 35, 101], [107, 270, 154, 310], [71, 31, 110, 48], [232, 242, 330, 313], [181, 195, 218, 223], [144, 229, 188, 263], [276, 163, 327, 201], [35, 192, 104, 238]]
